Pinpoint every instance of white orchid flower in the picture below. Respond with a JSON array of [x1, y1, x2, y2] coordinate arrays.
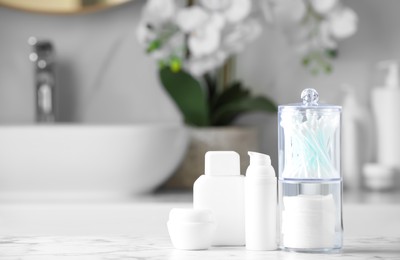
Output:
[[319, 21, 338, 49], [309, 0, 339, 15], [200, 0, 251, 24], [142, 0, 175, 26], [186, 51, 227, 76], [328, 7, 358, 39], [152, 33, 185, 60], [208, 13, 226, 31], [300, 26, 336, 54], [223, 19, 262, 53], [189, 25, 221, 58], [200, 0, 231, 11], [175, 6, 210, 33], [272, 0, 306, 24], [224, 0, 252, 23], [177, 7, 225, 59], [137, 22, 155, 46]]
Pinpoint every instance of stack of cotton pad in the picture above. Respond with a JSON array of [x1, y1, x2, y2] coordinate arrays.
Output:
[[282, 194, 336, 249]]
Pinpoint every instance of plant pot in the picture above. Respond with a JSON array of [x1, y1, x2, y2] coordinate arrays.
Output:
[[163, 126, 259, 189]]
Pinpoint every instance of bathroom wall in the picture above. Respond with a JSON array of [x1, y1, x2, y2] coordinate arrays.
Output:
[[0, 0, 398, 167], [0, 0, 180, 124]]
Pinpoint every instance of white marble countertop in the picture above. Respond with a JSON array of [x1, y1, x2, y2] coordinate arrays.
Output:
[[0, 191, 399, 259], [1, 235, 399, 259]]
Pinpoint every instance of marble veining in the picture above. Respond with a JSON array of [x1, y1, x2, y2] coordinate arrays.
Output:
[[0, 236, 398, 260]]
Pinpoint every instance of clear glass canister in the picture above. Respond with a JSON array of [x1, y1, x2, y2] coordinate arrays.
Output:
[[278, 88, 342, 252]]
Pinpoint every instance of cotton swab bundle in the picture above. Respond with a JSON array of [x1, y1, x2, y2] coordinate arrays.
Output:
[[280, 106, 340, 180]]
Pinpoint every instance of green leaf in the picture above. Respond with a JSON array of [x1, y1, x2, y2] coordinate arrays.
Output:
[[159, 68, 209, 126], [146, 39, 161, 53], [212, 81, 250, 111], [326, 49, 338, 58], [203, 73, 218, 107], [212, 96, 277, 126], [325, 64, 333, 74], [302, 56, 311, 66]]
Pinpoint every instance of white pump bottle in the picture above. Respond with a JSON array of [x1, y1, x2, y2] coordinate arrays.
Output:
[[367, 60, 400, 189], [245, 152, 277, 250], [341, 85, 372, 190], [372, 61, 400, 169]]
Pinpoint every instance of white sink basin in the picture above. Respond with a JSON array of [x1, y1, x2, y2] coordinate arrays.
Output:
[[0, 124, 188, 199]]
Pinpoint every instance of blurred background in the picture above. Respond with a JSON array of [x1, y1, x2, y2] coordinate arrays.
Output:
[[0, 0, 399, 229]]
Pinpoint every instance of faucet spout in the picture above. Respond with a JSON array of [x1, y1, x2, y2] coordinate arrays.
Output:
[[29, 37, 56, 123]]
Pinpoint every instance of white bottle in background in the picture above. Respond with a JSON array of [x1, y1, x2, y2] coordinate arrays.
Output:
[[245, 152, 277, 250], [366, 60, 400, 189], [193, 151, 245, 246], [341, 85, 372, 190], [372, 61, 400, 169]]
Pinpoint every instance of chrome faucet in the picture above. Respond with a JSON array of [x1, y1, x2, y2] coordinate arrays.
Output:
[[29, 37, 56, 123]]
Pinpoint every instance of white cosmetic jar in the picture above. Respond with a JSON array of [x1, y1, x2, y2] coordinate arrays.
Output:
[[167, 208, 216, 250]]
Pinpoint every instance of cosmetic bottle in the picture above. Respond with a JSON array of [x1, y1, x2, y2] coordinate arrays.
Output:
[[278, 88, 342, 252], [245, 152, 277, 250], [341, 85, 372, 190], [193, 151, 245, 246], [368, 60, 400, 189]]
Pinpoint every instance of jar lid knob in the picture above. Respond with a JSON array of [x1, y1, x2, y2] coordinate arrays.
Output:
[[301, 88, 319, 106]]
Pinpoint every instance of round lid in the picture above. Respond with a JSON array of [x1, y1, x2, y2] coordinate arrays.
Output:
[[279, 88, 341, 112], [168, 208, 215, 223]]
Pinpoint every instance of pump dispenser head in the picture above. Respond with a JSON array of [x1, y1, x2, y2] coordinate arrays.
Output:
[[379, 60, 399, 89], [248, 151, 271, 166], [246, 152, 275, 178]]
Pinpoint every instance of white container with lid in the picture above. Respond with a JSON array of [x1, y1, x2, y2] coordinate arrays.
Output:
[[167, 208, 216, 250], [193, 151, 245, 246], [278, 88, 343, 253], [363, 163, 396, 191]]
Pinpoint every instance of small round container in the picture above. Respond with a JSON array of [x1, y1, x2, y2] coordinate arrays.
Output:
[[363, 163, 396, 191], [167, 208, 216, 250]]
